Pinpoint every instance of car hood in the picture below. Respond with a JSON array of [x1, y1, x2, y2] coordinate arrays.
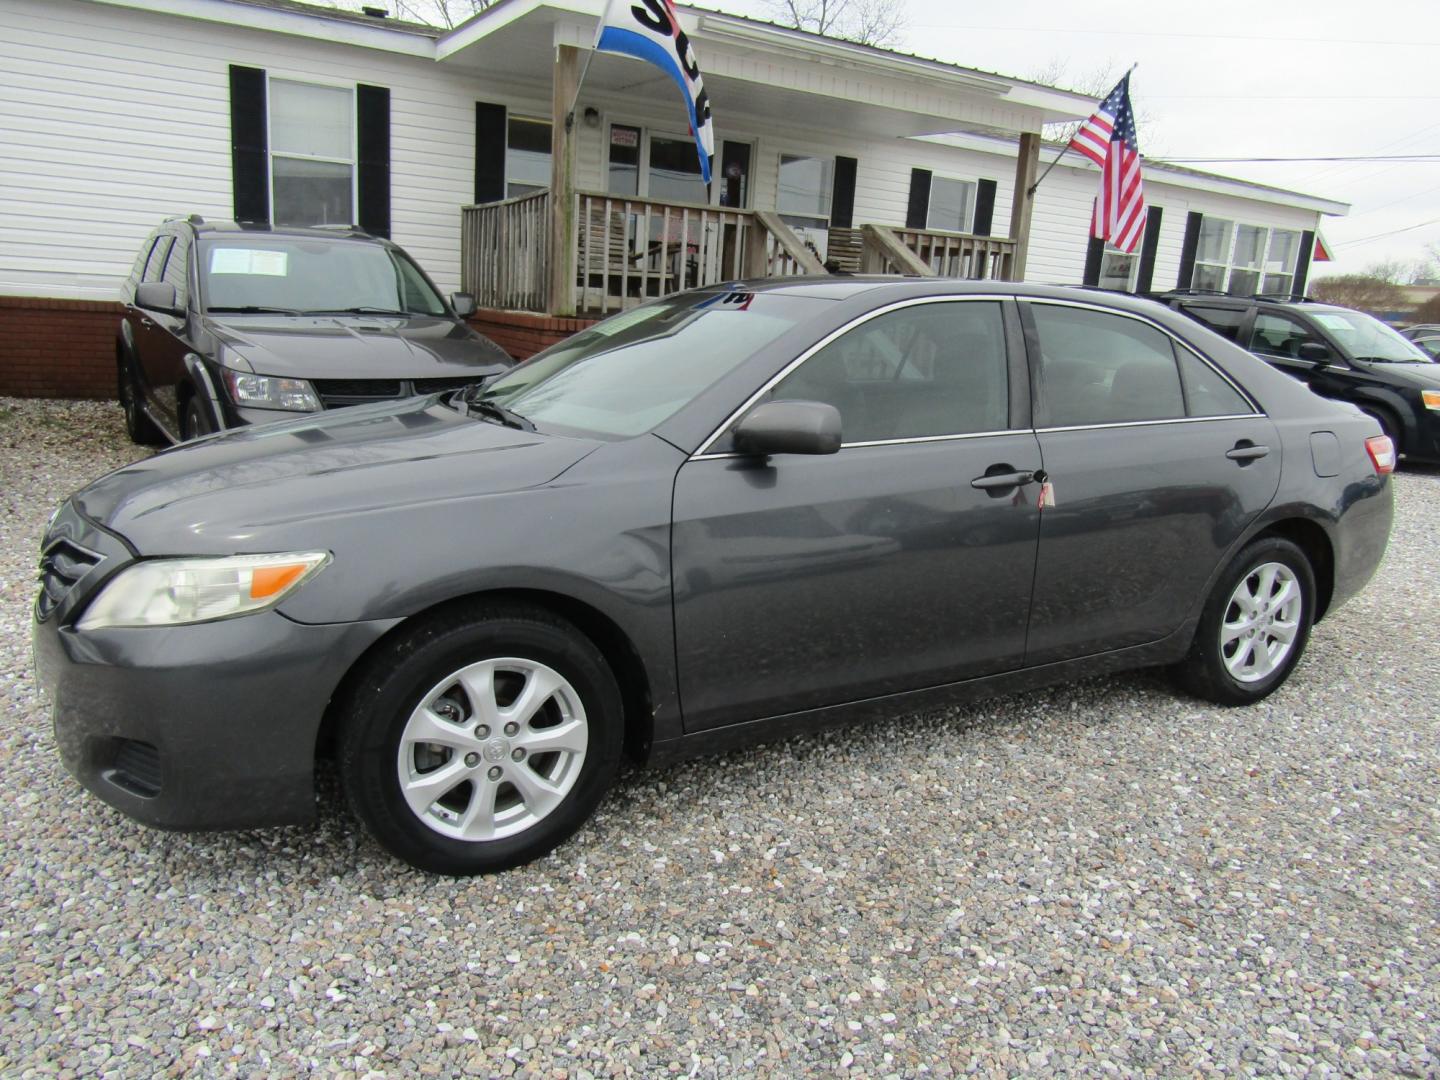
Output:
[[75, 397, 600, 553], [1363, 361, 1440, 389], [207, 314, 511, 378]]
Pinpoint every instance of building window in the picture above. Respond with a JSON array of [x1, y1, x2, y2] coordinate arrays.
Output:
[[927, 177, 976, 233], [1192, 218, 1302, 297], [778, 154, 833, 259], [507, 117, 552, 199], [269, 79, 355, 227], [1098, 245, 1139, 291]]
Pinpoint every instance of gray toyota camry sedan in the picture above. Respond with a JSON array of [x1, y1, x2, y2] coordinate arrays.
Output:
[[34, 280, 1395, 875]]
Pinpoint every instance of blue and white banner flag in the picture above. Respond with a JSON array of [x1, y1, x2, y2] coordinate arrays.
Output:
[[595, 0, 714, 184]]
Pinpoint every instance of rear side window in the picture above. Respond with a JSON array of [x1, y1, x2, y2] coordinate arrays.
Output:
[[1177, 346, 1252, 417], [1030, 304, 1185, 427], [764, 301, 1009, 442], [1181, 304, 1246, 342]]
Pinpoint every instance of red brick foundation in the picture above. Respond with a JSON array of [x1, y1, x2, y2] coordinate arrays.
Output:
[[468, 308, 596, 360], [0, 297, 121, 400]]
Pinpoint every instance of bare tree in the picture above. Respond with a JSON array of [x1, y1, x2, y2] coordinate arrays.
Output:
[[1309, 274, 1405, 315], [765, 0, 907, 48]]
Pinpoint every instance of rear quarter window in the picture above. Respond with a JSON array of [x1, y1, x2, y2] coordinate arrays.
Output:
[[1181, 304, 1247, 342]]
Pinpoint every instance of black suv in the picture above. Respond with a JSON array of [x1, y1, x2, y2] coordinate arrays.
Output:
[[1155, 292, 1440, 463], [118, 218, 512, 444]]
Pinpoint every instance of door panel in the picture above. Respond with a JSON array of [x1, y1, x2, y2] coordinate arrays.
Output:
[[672, 434, 1043, 732], [1026, 415, 1280, 665]]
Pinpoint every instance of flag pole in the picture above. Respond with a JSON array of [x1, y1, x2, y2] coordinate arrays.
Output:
[[1029, 62, 1138, 197]]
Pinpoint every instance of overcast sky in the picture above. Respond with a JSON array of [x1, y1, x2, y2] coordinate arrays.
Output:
[[712, 0, 1439, 279]]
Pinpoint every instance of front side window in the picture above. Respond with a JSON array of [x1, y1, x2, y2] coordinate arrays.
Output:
[[142, 235, 174, 283], [199, 236, 445, 316], [162, 233, 190, 307], [507, 117, 552, 199], [270, 79, 354, 227], [1192, 217, 1302, 297], [1030, 304, 1185, 427], [1249, 312, 1323, 359], [478, 292, 824, 438], [761, 301, 1009, 443], [928, 177, 976, 233]]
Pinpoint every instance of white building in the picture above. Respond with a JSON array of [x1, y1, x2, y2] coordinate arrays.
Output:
[[0, 0, 1348, 394]]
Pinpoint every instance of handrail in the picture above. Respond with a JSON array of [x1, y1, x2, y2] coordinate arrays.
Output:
[[753, 211, 827, 276], [859, 224, 934, 276], [885, 225, 1017, 281]]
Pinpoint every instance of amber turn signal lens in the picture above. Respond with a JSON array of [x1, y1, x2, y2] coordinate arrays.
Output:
[[250, 563, 311, 600]]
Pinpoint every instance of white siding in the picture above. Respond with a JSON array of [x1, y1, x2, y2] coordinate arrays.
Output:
[[0, 0, 1331, 303]]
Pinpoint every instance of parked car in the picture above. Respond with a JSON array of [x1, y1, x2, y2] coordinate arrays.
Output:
[[37, 280, 1394, 875], [117, 218, 512, 444], [1153, 291, 1440, 463], [1400, 324, 1440, 360]]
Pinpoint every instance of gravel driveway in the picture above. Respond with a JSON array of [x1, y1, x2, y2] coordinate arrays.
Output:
[[2, 397, 1436, 1078]]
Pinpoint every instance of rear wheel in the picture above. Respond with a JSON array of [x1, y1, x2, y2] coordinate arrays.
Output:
[[339, 604, 623, 875], [118, 358, 164, 446], [1174, 537, 1315, 706]]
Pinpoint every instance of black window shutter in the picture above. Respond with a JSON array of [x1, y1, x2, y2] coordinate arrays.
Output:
[[1082, 236, 1105, 287], [356, 84, 391, 237], [1177, 210, 1204, 288], [475, 102, 507, 204], [1294, 229, 1316, 298], [905, 168, 932, 229], [229, 65, 269, 223], [1135, 207, 1164, 293], [972, 179, 996, 236], [830, 156, 857, 228]]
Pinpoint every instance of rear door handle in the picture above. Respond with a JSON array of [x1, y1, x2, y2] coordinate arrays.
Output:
[[1225, 444, 1270, 463], [970, 469, 1036, 490]]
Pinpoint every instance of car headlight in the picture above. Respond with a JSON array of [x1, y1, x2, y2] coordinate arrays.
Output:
[[77, 552, 330, 629], [223, 370, 321, 412], [1422, 389, 1440, 412]]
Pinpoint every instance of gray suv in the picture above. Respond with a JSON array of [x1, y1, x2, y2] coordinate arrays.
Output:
[[118, 217, 512, 444]]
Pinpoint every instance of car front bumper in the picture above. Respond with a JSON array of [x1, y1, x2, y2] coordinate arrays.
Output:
[[32, 504, 401, 830]]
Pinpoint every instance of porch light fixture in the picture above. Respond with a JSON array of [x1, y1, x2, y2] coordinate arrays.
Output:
[[583, 107, 600, 128]]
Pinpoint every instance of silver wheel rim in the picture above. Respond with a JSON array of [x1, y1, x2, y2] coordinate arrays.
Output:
[[396, 658, 588, 842], [1221, 561, 1302, 684]]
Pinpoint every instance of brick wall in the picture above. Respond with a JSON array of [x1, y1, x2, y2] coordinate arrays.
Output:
[[0, 297, 120, 399], [467, 308, 595, 361]]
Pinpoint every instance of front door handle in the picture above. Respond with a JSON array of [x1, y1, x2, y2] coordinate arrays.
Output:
[[971, 469, 1036, 490], [1225, 443, 1270, 463]]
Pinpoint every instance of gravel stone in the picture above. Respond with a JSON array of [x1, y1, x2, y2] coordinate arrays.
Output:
[[2, 397, 1437, 1077]]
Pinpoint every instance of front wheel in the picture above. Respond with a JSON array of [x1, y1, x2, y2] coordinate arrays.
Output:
[[1173, 537, 1316, 706], [181, 395, 214, 441], [339, 604, 623, 875]]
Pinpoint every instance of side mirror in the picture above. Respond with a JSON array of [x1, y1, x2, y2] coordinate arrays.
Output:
[[451, 292, 477, 318], [1297, 341, 1332, 367], [733, 400, 841, 457], [134, 281, 181, 316]]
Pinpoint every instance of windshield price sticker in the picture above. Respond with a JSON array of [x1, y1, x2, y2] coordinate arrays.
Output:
[[210, 249, 289, 276]]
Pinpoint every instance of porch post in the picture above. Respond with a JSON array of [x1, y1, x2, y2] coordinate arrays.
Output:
[[548, 44, 581, 316], [1007, 131, 1041, 282]]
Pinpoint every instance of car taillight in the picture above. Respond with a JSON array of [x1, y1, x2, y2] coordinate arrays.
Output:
[[1365, 435, 1396, 475]]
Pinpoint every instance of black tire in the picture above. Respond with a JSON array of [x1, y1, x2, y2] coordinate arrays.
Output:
[[1174, 537, 1316, 706], [181, 395, 213, 441], [118, 358, 165, 446], [338, 603, 623, 875]]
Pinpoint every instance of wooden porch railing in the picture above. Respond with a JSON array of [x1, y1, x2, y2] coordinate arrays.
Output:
[[573, 195, 824, 315], [461, 191, 551, 313], [880, 226, 1017, 280]]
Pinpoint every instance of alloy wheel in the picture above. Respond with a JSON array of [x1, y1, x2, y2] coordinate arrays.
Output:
[[1220, 561, 1303, 684], [395, 658, 589, 842]]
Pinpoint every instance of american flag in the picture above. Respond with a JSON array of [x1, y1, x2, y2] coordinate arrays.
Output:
[[1070, 74, 1146, 254]]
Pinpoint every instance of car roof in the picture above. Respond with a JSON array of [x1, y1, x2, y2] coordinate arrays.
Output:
[[703, 276, 1185, 314]]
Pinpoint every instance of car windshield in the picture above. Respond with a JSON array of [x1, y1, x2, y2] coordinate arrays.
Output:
[[471, 291, 824, 438], [199, 236, 446, 316], [1309, 309, 1434, 363]]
